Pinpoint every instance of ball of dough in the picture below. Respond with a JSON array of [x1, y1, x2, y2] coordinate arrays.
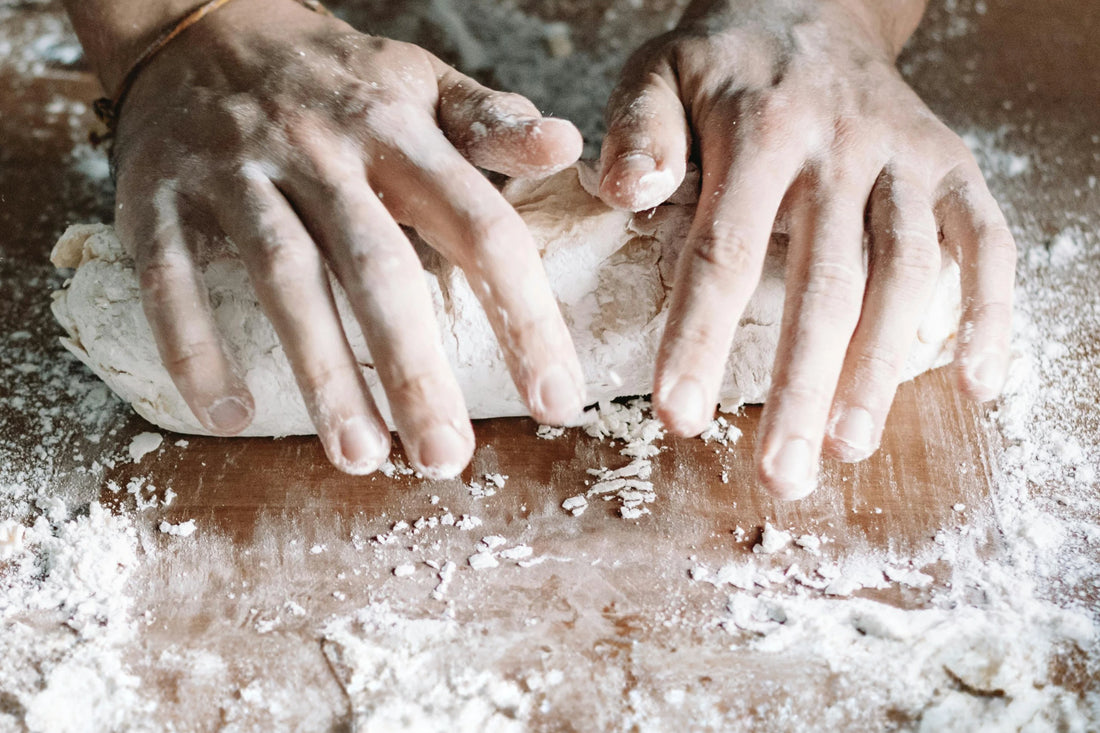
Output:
[[50, 163, 961, 436]]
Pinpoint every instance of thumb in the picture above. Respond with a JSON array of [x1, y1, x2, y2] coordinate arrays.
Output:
[[433, 60, 583, 179], [599, 56, 690, 211]]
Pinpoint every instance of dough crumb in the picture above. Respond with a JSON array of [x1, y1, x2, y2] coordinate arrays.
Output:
[[158, 519, 196, 538], [431, 561, 457, 600], [795, 534, 822, 553], [499, 545, 534, 561], [561, 495, 587, 516], [700, 416, 743, 445], [479, 535, 507, 550], [536, 425, 566, 440], [754, 523, 792, 554], [393, 564, 417, 578], [468, 551, 499, 570], [127, 431, 163, 462], [456, 515, 483, 531], [468, 481, 496, 499], [0, 520, 26, 559]]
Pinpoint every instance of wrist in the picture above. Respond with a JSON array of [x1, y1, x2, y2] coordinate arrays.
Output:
[[677, 0, 926, 61], [829, 0, 927, 58], [63, 0, 211, 95]]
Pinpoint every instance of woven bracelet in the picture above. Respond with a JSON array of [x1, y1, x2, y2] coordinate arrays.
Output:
[[91, 0, 332, 146]]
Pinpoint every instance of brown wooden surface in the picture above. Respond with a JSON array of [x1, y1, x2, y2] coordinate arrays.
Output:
[[1, 0, 1098, 728]]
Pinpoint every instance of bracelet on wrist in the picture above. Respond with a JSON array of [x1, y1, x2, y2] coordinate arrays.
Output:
[[91, 0, 331, 148]]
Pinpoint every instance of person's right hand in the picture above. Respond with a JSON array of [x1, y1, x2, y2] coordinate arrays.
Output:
[[109, 0, 586, 477], [596, 0, 1015, 499]]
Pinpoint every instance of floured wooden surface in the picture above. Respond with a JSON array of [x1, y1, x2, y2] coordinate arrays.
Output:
[[0, 0, 1098, 730]]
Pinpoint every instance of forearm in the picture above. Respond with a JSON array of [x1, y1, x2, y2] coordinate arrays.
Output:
[[63, 0, 208, 94], [679, 0, 928, 59]]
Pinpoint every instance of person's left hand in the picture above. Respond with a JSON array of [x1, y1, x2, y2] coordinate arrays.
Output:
[[597, 0, 1016, 499]]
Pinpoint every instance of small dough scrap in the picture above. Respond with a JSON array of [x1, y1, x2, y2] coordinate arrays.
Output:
[[127, 431, 163, 462], [50, 163, 961, 436]]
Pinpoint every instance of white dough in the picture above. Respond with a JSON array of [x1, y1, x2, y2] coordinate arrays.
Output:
[[50, 163, 961, 437]]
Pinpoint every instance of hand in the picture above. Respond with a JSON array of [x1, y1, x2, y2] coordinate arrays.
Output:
[[598, 0, 1015, 499], [104, 0, 586, 477]]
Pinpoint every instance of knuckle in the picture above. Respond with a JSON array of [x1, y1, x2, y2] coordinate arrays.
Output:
[[216, 94, 267, 147], [830, 116, 869, 153], [964, 300, 1013, 327], [979, 225, 1018, 264], [138, 253, 189, 299], [940, 160, 988, 202], [346, 242, 413, 284], [299, 360, 361, 400], [162, 340, 219, 377], [773, 382, 831, 414], [667, 320, 726, 362], [752, 92, 792, 129], [252, 239, 318, 284], [500, 310, 562, 357], [877, 232, 942, 290], [849, 343, 903, 384], [460, 207, 520, 253], [690, 224, 756, 274], [309, 174, 347, 203], [352, 95, 402, 130], [742, 92, 806, 146], [802, 260, 865, 313], [387, 369, 446, 407], [941, 136, 981, 169]]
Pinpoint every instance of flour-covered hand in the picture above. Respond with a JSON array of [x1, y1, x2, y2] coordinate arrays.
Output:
[[83, 0, 586, 477], [599, 0, 1015, 498]]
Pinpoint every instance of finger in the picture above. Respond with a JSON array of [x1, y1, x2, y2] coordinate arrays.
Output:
[[825, 171, 942, 462], [115, 178, 255, 435], [598, 55, 690, 211], [937, 162, 1016, 402], [374, 124, 586, 426], [756, 173, 869, 500], [653, 118, 805, 437], [215, 167, 391, 475], [434, 60, 583, 178], [282, 145, 475, 480]]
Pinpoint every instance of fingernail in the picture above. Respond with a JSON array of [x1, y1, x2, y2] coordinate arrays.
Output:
[[609, 151, 658, 178], [967, 351, 1007, 401], [534, 364, 583, 423], [764, 438, 818, 500], [414, 425, 470, 480], [829, 407, 876, 461], [604, 152, 675, 210], [660, 377, 711, 435], [207, 396, 251, 433], [338, 416, 388, 473]]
